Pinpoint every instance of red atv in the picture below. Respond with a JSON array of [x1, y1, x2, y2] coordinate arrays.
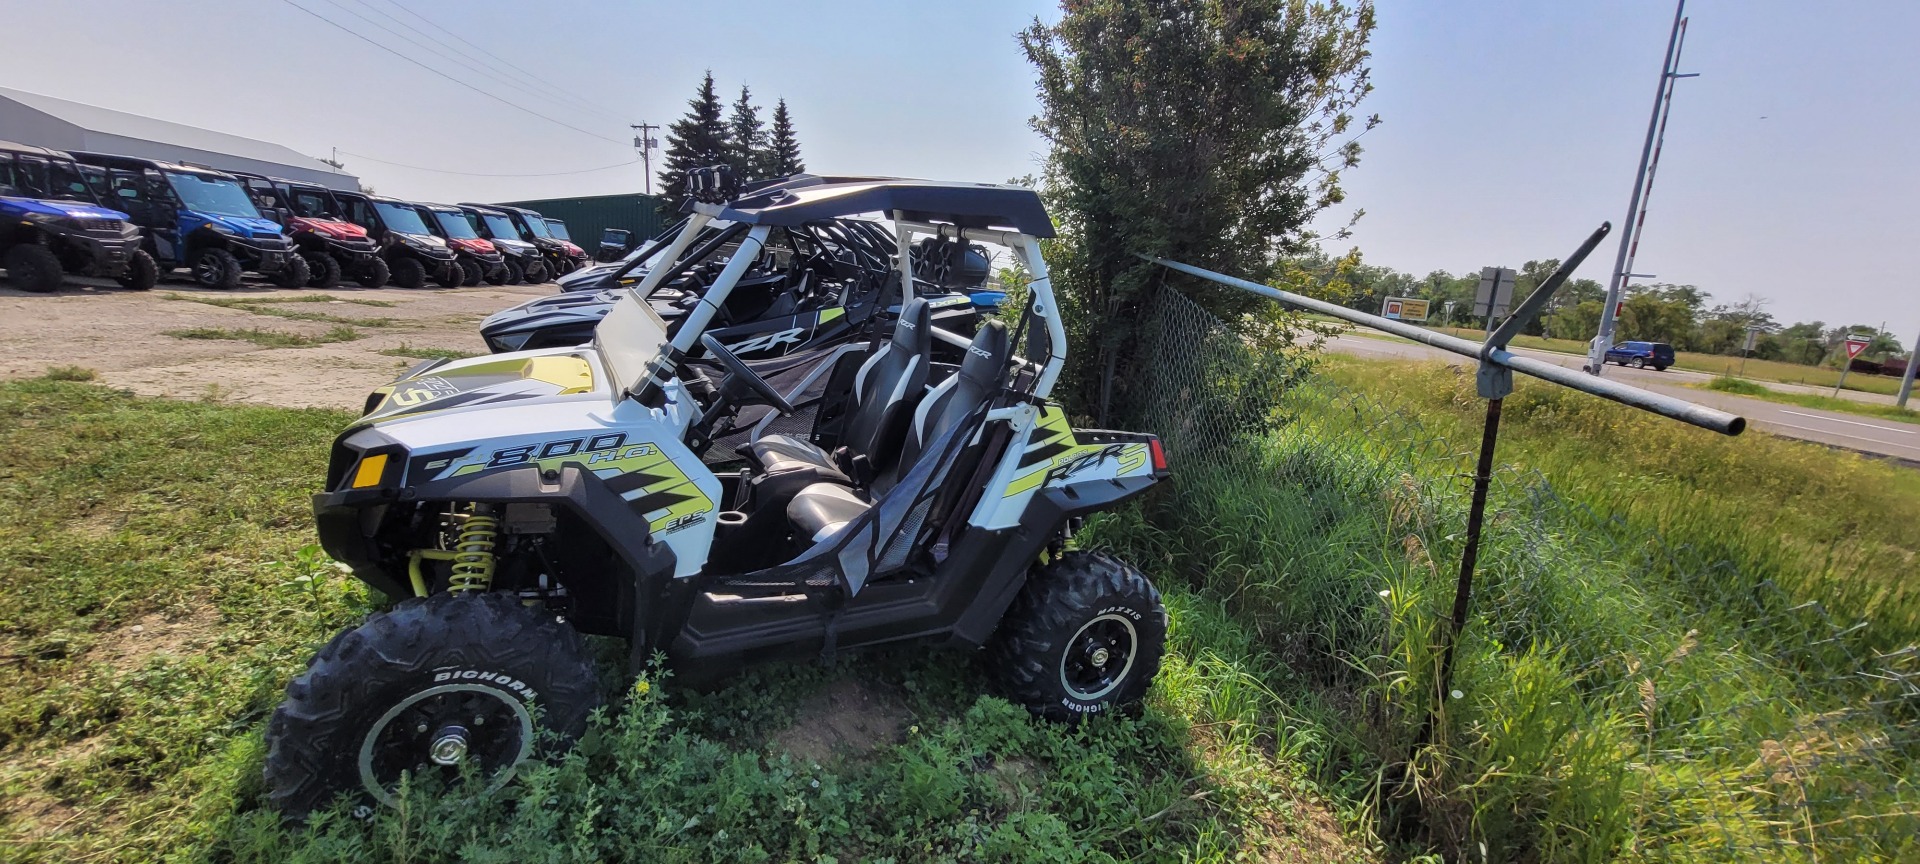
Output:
[[233, 171, 387, 288]]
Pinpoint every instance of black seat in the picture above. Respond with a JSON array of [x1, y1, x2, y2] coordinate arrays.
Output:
[[750, 297, 933, 492], [787, 320, 1009, 545]]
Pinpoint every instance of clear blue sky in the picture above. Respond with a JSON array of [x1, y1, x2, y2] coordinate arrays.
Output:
[[3, 1, 1911, 337]]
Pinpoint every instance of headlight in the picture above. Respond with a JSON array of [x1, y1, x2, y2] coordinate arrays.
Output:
[[208, 222, 236, 236], [22, 212, 61, 225]]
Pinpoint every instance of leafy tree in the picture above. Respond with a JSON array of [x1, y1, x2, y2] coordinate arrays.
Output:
[[1617, 283, 1707, 348], [1022, 0, 1378, 420], [765, 99, 805, 178], [726, 85, 768, 181], [657, 71, 732, 216]]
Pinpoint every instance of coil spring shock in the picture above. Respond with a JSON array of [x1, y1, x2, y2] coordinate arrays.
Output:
[[446, 504, 499, 594]]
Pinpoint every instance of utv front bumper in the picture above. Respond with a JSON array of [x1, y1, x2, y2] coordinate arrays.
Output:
[[45, 217, 143, 277]]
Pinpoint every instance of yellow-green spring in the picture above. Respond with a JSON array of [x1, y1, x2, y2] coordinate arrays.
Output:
[[446, 505, 499, 594]]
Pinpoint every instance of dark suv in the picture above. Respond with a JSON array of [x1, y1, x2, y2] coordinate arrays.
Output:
[[1605, 340, 1675, 371]]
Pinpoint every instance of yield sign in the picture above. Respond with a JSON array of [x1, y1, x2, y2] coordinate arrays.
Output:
[[1844, 335, 1872, 359]]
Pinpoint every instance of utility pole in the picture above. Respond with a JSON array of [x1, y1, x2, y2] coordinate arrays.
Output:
[[1588, 1, 1697, 376], [1899, 327, 1919, 409], [631, 123, 660, 196]]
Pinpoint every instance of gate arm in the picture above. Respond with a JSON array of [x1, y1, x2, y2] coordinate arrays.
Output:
[[1136, 224, 1745, 436]]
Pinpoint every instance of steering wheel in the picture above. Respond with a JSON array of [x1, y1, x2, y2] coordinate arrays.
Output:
[[698, 332, 794, 415]]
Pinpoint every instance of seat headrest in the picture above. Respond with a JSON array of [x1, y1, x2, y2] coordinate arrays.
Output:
[[892, 296, 933, 352], [959, 320, 1009, 390]]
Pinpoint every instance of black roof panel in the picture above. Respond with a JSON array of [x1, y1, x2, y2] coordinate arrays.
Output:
[[711, 177, 1054, 238]]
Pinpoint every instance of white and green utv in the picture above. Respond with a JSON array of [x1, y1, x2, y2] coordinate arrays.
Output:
[[265, 169, 1171, 816]]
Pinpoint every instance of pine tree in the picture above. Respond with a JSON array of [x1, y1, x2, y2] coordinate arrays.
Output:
[[657, 71, 732, 215], [765, 99, 804, 178], [725, 85, 768, 181]]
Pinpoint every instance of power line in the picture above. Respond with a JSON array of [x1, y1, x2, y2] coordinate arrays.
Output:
[[339, 151, 641, 177], [382, 0, 618, 123], [342, 0, 627, 125], [276, 0, 625, 146]]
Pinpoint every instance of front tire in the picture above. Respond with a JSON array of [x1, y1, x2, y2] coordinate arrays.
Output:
[[193, 247, 243, 290], [521, 258, 548, 284], [116, 249, 159, 291], [263, 592, 600, 818], [306, 252, 342, 289], [433, 260, 464, 289], [988, 551, 1166, 722], [460, 258, 483, 287], [502, 256, 525, 285], [388, 256, 427, 290], [356, 256, 390, 289], [5, 243, 66, 293], [484, 262, 508, 286], [273, 253, 312, 289]]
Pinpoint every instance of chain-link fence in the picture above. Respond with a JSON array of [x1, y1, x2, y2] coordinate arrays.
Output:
[[1105, 287, 1920, 862]]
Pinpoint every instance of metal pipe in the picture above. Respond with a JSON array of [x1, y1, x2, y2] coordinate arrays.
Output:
[[1140, 254, 1745, 436], [1899, 328, 1919, 409]]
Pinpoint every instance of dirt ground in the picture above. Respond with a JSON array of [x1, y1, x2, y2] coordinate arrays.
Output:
[[0, 276, 556, 409]]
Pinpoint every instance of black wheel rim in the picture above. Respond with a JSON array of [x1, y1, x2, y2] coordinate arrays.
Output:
[[1059, 613, 1139, 701], [357, 682, 534, 806], [195, 254, 223, 285]]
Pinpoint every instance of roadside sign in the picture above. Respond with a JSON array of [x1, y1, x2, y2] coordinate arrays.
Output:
[[1381, 296, 1431, 322], [1742, 327, 1761, 353], [1473, 267, 1516, 318], [1844, 334, 1872, 359]]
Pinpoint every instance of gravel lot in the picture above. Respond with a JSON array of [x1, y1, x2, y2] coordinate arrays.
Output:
[[0, 276, 553, 409]]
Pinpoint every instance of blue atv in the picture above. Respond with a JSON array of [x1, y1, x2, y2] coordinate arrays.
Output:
[[69, 152, 308, 290], [0, 140, 156, 293]]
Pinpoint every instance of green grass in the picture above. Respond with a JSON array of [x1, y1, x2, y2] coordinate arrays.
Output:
[[164, 293, 398, 327], [1700, 374, 1920, 423], [39, 366, 95, 382], [164, 326, 361, 349], [0, 379, 1371, 862], [378, 345, 480, 361], [1097, 352, 1919, 861]]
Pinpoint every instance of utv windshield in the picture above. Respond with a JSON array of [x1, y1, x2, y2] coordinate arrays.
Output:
[[373, 201, 432, 235], [288, 188, 334, 219], [479, 212, 520, 240], [6, 155, 97, 203], [165, 172, 262, 219], [595, 290, 672, 398], [545, 220, 572, 241], [430, 209, 480, 239], [518, 214, 553, 239]]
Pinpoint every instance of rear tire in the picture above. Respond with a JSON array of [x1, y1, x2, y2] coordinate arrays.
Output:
[[4, 243, 65, 293], [263, 592, 600, 819], [273, 253, 311, 289], [306, 252, 342, 289], [988, 551, 1166, 723], [193, 247, 243, 290], [116, 249, 159, 291], [389, 256, 427, 290], [460, 258, 483, 287], [1654, 364, 1669, 372], [1630, 357, 1647, 369], [433, 260, 463, 289], [356, 256, 390, 289]]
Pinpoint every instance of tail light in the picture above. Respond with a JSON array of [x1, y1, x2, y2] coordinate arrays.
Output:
[[1148, 438, 1168, 472]]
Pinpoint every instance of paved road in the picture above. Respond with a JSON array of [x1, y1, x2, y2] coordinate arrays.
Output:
[[1325, 333, 1920, 463]]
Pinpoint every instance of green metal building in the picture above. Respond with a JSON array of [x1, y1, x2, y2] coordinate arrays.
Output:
[[495, 193, 669, 254]]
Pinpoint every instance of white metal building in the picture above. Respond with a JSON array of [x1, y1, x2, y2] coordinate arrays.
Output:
[[0, 86, 360, 191]]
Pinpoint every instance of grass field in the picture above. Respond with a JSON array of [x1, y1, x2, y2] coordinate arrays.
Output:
[[0, 377, 1372, 863], [1698, 374, 1920, 423], [1413, 324, 1908, 395], [1094, 347, 1919, 861]]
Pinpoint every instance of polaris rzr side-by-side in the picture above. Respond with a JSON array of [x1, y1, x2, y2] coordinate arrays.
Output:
[[0, 140, 156, 292], [69, 152, 308, 289], [332, 190, 462, 289], [479, 210, 982, 359], [414, 202, 507, 286], [461, 203, 548, 285], [228, 171, 386, 289], [266, 170, 1170, 816]]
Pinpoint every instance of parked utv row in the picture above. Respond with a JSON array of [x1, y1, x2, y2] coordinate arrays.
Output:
[[1, 139, 588, 293]]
